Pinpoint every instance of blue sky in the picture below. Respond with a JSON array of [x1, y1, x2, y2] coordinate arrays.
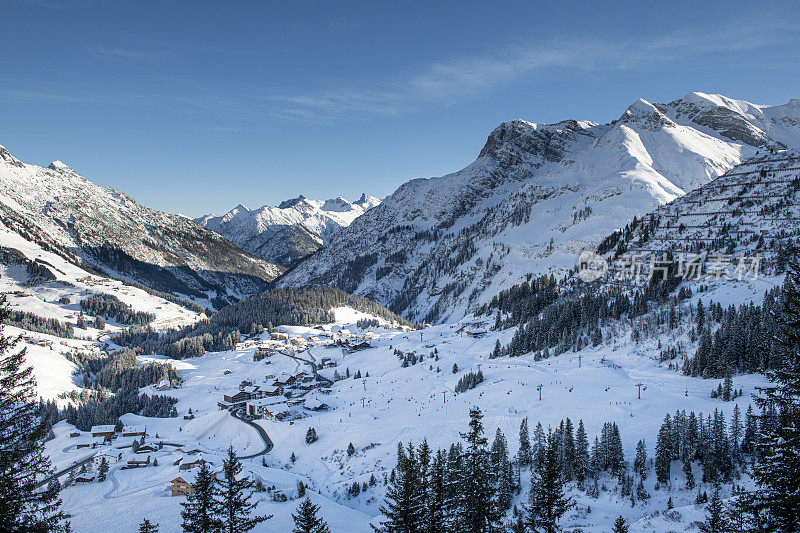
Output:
[[2, 1, 799, 217]]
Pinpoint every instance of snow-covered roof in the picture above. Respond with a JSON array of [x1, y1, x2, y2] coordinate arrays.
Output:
[[90, 425, 115, 433]]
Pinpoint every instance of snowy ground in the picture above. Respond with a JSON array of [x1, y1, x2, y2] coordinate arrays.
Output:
[[41, 304, 767, 532], [0, 222, 202, 404]]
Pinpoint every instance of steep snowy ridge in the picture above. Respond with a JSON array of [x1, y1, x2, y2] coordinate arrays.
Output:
[[276, 93, 800, 323], [196, 193, 380, 266], [0, 146, 283, 308]]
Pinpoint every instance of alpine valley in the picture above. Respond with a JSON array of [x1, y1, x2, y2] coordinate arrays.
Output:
[[3, 91, 800, 533]]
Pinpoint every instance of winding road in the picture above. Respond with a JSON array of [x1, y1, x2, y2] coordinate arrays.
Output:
[[230, 408, 274, 459]]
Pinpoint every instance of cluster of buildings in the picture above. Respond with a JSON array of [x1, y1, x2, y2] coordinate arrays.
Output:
[[218, 373, 329, 421]]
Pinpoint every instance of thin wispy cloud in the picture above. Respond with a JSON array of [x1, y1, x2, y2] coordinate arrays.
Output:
[[269, 17, 800, 122], [93, 46, 153, 60]]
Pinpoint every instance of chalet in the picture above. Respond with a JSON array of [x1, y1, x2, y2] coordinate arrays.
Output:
[[90, 425, 116, 440], [223, 390, 250, 404], [136, 444, 158, 454], [270, 332, 289, 341], [155, 379, 172, 391], [217, 401, 234, 411], [171, 477, 194, 497], [239, 380, 254, 389], [121, 425, 146, 437], [254, 347, 274, 361], [75, 473, 95, 483], [242, 385, 264, 399], [92, 451, 121, 470], [76, 436, 105, 449], [465, 328, 487, 338], [286, 372, 309, 385], [113, 436, 139, 449], [69, 431, 80, 438], [260, 384, 283, 397], [127, 456, 151, 468], [246, 398, 289, 420], [303, 397, 329, 411], [345, 341, 372, 353], [179, 458, 208, 471]]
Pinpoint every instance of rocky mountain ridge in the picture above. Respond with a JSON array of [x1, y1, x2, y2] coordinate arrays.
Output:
[[196, 193, 380, 267], [275, 92, 800, 323], [0, 146, 283, 309]]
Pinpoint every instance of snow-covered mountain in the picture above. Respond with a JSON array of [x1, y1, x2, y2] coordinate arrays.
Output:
[[276, 93, 800, 323], [196, 194, 381, 267], [0, 146, 283, 308]]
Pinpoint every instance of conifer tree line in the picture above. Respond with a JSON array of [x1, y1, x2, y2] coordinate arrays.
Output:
[[482, 270, 684, 360], [59, 389, 178, 431], [480, 260, 787, 380], [454, 369, 484, 394], [65, 347, 179, 392], [684, 289, 782, 377], [652, 406, 754, 488], [81, 293, 156, 326], [7, 309, 76, 338], [375, 399, 786, 532], [116, 286, 409, 359]]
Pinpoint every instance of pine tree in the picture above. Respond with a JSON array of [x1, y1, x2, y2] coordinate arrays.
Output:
[[633, 440, 647, 480], [425, 449, 448, 533], [291, 498, 331, 533], [748, 253, 800, 530], [139, 519, 159, 533], [655, 415, 673, 486], [215, 446, 271, 533], [698, 489, 724, 533], [0, 296, 66, 531], [574, 420, 590, 485], [347, 442, 356, 457], [181, 461, 222, 533], [456, 407, 500, 532], [518, 417, 532, 467], [98, 458, 109, 482], [378, 443, 422, 533], [612, 515, 629, 533], [526, 429, 572, 533]]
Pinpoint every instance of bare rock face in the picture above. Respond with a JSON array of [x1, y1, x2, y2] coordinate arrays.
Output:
[[276, 93, 800, 323]]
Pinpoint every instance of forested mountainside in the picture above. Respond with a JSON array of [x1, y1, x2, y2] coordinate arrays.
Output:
[[196, 193, 380, 267], [482, 151, 800, 374], [276, 93, 800, 323], [0, 145, 283, 309], [116, 285, 410, 358]]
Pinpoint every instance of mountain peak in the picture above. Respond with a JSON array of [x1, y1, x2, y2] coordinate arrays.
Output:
[[278, 194, 310, 209], [0, 145, 24, 168], [48, 160, 74, 173]]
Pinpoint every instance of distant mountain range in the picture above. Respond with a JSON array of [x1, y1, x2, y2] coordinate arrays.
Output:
[[0, 146, 282, 309], [276, 93, 800, 322], [196, 194, 380, 267]]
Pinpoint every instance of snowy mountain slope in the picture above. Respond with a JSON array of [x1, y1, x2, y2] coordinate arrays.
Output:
[[0, 145, 283, 307], [276, 93, 800, 323], [196, 194, 381, 267], [595, 149, 800, 277], [0, 219, 204, 402]]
